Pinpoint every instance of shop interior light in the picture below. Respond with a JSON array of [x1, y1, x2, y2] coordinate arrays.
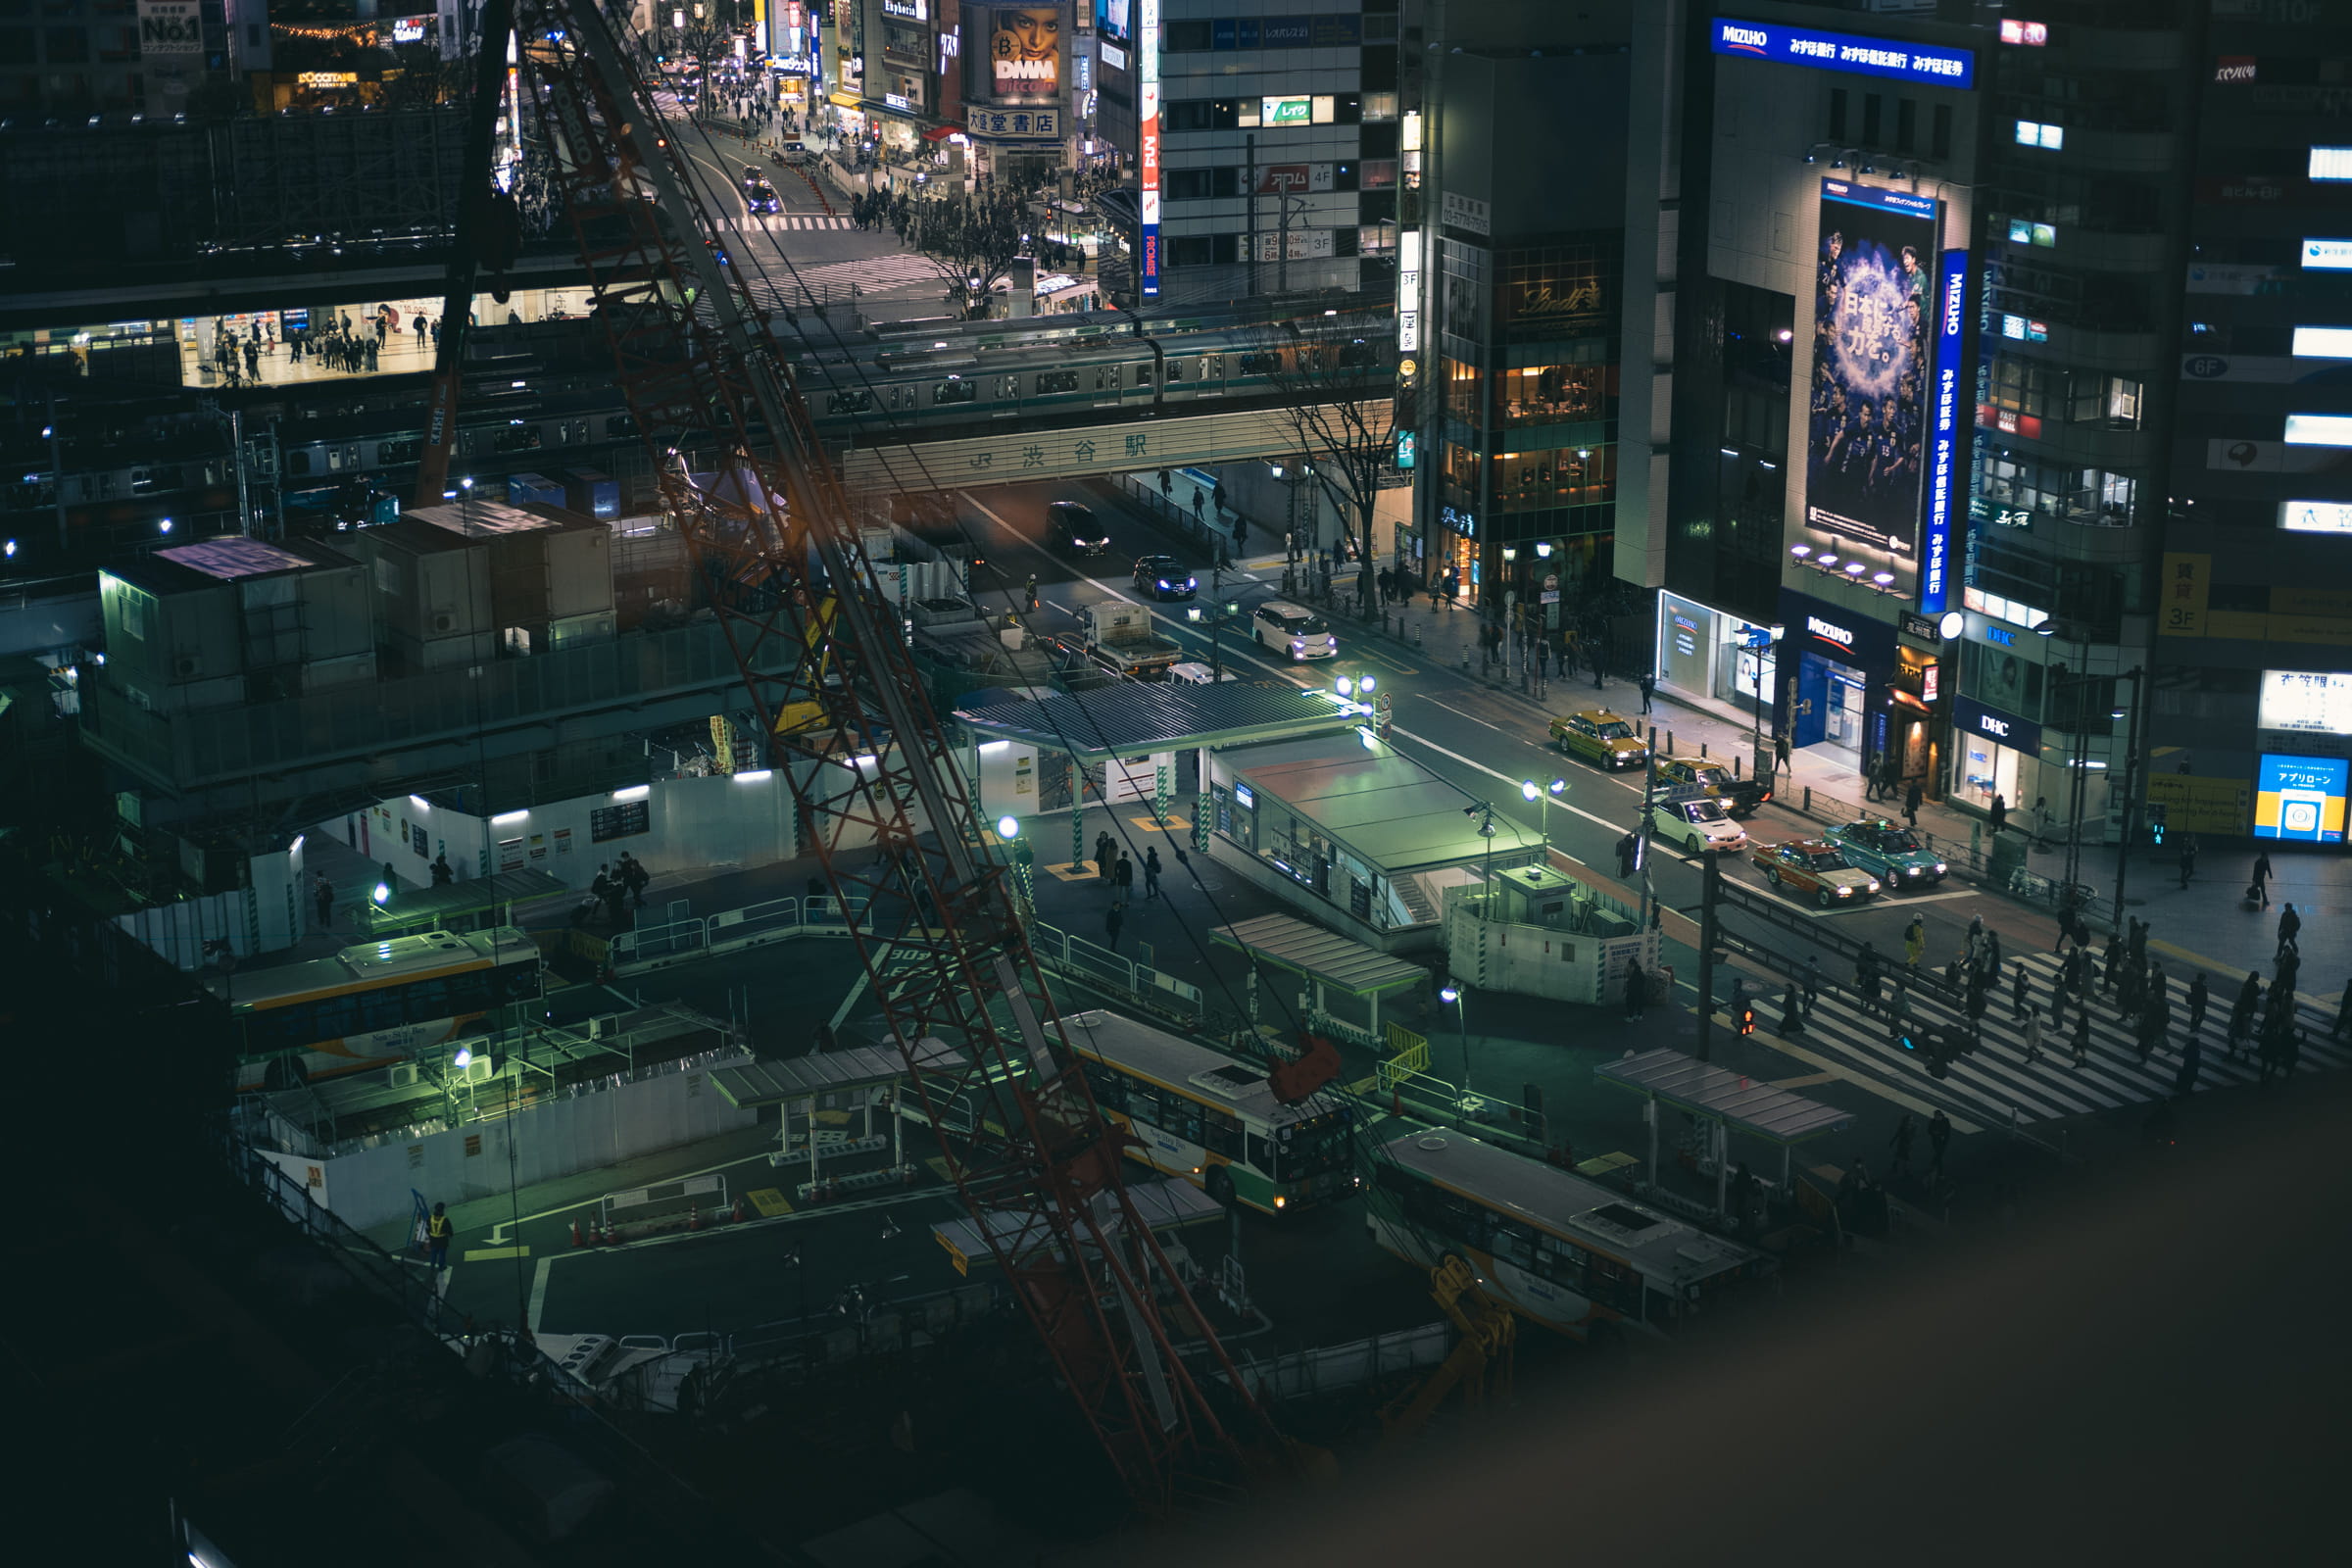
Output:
[[1816, 553, 1838, 568], [1873, 570, 1895, 585], [1844, 561, 1867, 575], [1789, 544, 1812, 559], [1536, 542, 1553, 558]]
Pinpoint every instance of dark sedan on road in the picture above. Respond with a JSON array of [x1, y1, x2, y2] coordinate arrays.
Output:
[[1050, 500, 1111, 555], [1132, 555, 1197, 600], [741, 170, 781, 214]]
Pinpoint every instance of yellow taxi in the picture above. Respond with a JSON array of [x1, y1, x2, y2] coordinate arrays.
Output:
[[1549, 709, 1650, 771]]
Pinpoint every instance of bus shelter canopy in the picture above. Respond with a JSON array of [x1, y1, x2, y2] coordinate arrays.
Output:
[[710, 1038, 966, 1108], [1594, 1047, 1853, 1146], [931, 1176, 1225, 1273], [1210, 913, 1430, 998]]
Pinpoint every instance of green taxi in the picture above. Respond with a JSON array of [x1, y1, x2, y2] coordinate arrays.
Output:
[[1821, 818, 1949, 890], [1550, 709, 1650, 771]]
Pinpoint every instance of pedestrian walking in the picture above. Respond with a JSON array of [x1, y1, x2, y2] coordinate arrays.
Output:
[[621, 852, 650, 908], [1887, 1112, 1916, 1178], [603, 871, 628, 928], [1096, 831, 1114, 879], [2022, 1008, 2044, 1065], [1615, 830, 1639, 879], [1112, 851, 1134, 907], [1638, 671, 1655, 714], [430, 852, 454, 886], [2277, 902, 2301, 959], [2072, 1004, 2092, 1066], [1902, 779, 1923, 829], [1144, 845, 1162, 898], [2173, 1034, 2204, 1101], [1231, 513, 1247, 553], [1775, 732, 1792, 776], [1903, 916, 1926, 970], [1879, 753, 1902, 803], [2179, 833, 2198, 889], [2250, 850, 2273, 906], [1025, 572, 1039, 612], [313, 871, 335, 932], [1862, 752, 1883, 803], [2187, 972, 2209, 1039], [1624, 962, 1647, 1023], [1103, 904, 1124, 950], [1782, 982, 1804, 1035], [1855, 941, 1883, 1002], [425, 1201, 453, 1274], [2032, 795, 2052, 851], [2102, 932, 2124, 994], [2012, 961, 2031, 1019], [1989, 792, 2008, 837], [1802, 955, 1822, 1017], [1926, 1108, 1952, 1181]]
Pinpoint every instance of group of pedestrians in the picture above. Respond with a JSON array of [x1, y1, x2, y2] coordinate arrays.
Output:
[[1860, 749, 1926, 827], [1092, 830, 1163, 951], [574, 852, 650, 929]]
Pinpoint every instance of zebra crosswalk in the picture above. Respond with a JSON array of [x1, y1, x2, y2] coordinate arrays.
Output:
[[743, 252, 950, 304], [1744, 951, 2348, 1126], [743, 213, 855, 230]]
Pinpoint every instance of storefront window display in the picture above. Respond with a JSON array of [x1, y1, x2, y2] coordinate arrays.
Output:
[[1950, 696, 2042, 816], [170, 287, 595, 389], [1655, 588, 1777, 721], [1779, 588, 1897, 772]]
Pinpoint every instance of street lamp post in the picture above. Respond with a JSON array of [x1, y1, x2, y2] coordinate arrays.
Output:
[[1439, 980, 1468, 1102], [1520, 777, 1566, 858]]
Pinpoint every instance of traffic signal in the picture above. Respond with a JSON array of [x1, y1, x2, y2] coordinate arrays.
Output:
[[1737, 1002, 1756, 1038], [2147, 803, 2168, 848]]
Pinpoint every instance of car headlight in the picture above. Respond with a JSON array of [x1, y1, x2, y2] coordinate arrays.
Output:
[[1836, 886, 1851, 898], [1934, 861, 1948, 874], [1868, 881, 1882, 893], [1291, 640, 1304, 650], [1185, 578, 1197, 589], [1156, 579, 1169, 589]]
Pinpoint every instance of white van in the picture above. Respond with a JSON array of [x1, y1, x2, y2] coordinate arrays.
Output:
[[1167, 662, 1237, 685], [1250, 601, 1337, 661]]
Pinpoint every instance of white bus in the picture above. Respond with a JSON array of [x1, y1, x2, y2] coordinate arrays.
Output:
[[1061, 1009, 1356, 1215], [1367, 1130, 1773, 1342]]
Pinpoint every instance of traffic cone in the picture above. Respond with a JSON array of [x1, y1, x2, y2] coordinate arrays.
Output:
[[689, 1203, 705, 1232], [731, 1195, 747, 1224], [570, 1218, 584, 1249]]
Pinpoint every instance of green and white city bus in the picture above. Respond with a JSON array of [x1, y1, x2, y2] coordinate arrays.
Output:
[[1062, 1009, 1356, 1215]]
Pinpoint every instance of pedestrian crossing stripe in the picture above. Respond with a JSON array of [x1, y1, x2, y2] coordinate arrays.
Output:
[[464, 1246, 528, 1262], [745, 1187, 793, 1217], [1751, 951, 2350, 1125]]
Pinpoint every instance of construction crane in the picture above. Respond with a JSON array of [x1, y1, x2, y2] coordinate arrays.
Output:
[[456, 1, 1288, 1511]]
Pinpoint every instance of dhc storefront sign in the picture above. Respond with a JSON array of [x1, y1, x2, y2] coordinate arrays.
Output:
[[1952, 695, 2041, 757]]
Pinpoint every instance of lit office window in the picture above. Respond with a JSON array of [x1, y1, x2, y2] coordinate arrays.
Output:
[[2284, 413, 2352, 446], [2292, 326, 2352, 359], [2310, 146, 2352, 180]]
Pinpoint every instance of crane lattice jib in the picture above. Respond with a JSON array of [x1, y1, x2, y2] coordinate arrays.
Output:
[[511, 1, 1281, 1508]]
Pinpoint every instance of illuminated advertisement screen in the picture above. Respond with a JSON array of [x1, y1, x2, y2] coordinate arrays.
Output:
[[2255, 753, 2348, 841], [1918, 248, 1967, 612], [989, 5, 1062, 100], [1807, 178, 1939, 560], [1140, 0, 1160, 297], [1709, 17, 1975, 87], [1096, 0, 1131, 46], [2260, 669, 2352, 736]]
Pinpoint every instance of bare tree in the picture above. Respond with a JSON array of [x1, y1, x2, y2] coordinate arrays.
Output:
[[905, 181, 1042, 319], [1254, 318, 1398, 611]]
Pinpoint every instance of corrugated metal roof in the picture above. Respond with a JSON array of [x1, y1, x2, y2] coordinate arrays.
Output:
[[1593, 1047, 1854, 1146], [710, 1037, 966, 1107], [1211, 913, 1431, 996], [1224, 736, 1544, 872], [953, 679, 1350, 758]]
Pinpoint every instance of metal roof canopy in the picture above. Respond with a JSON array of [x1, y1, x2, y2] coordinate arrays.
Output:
[[710, 1038, 967, 1108], [932, 1176, 1226, 1271], [1221, 735, 1543, 874], [364, 868, 571, 936], [1211, 912, 1429, 997], [953, 679, 1351, 760], [1595, 1047, 1853, 1146]]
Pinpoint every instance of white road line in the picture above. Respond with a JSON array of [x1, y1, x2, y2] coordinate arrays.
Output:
[[529, 1254, 554, 1334]]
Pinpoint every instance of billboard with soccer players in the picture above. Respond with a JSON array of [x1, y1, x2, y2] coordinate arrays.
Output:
[[1806, 178, 1941, 561]]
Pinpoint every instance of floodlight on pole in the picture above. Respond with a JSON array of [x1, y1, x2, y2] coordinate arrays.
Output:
[[997, 815, 1020, 839], [372, 880, 392, 906]]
